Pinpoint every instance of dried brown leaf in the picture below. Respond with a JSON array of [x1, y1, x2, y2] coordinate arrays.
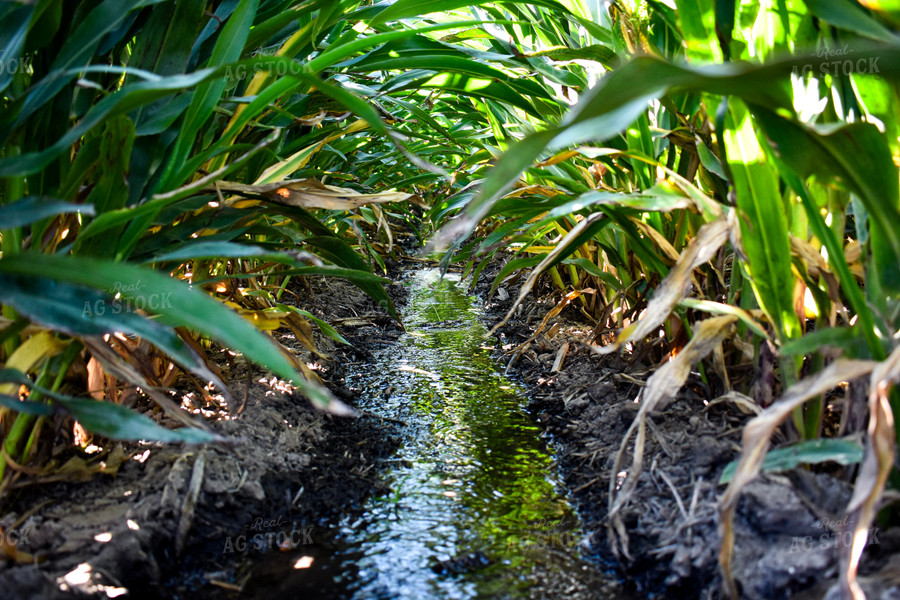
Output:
[[717, 359, 877, 599], [490, 213, 605, 335], [608, 316, 737, 558], [212, 178, 415, 210], [841, 346, 900, 599], [595, 215, 731, 355]]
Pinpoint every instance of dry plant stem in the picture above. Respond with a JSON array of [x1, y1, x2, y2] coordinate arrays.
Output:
[[841, 347, 900, 599], [716, 359, 880, 599], [176, 449, 207, 557], [608, 315, 736, 558]]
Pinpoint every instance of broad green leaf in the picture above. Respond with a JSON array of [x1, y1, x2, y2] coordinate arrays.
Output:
[[561, 257, 625, 291], [805, 0, 897, 42], [278, 306, 351, 346], [0, 368, 217, 442], [306, 20, 507, 73], [780, 325, 872, 357], [62, 398, 219, 443], [750, 106, 900, 297], [368, 0, 571, 26], [0, 196, 95, 228], [350, 55, 553, 103], [3, 0, 164, 136], [525, 44, 618, 64], [0, 68, 219, 177], [0, 273, 225, 394], [719, 438, 864, 484], [158, 0, 259, 190], [0, 254, 341, 412], [678, 0, 721, 61], [0, 3, 33, 95], [724, 99, 801, 343], [0, 394, 55, 416], [148, 241, 301, 263], [431, 44, 900, 251], [129, 0, 205, 128], [399, 71, 544, 118]]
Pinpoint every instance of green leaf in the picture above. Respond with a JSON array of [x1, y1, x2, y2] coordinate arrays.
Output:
[[0, 196, 95, 228], [0, 273, 225, 393], [62, 398, 219, 443], [394, 71, 544, 118], [431, 44, 900, 251], [0, 368, 216, 441], [158, 0, 259, 190], [750, 106, 900, 297], [724, 99, 801, 343], [0, 394, 55, 416], [4, 0, 164, 136], [719, 438, 864, 484], [368, 0, 570, 26], [279, 306, 351, 346], [779, 325, 870, 357], [805, 0, 897, 42], [0, 254, 340, 411], [148, 241, 298, 263], [678, 0, 721, 61], [0, 68, 220, 177], [0, 3, 33, 95], [129, 0, 206, 128]]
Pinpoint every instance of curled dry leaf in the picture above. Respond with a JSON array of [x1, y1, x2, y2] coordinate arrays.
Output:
[[489, 212, 606, 335], [841, 345, 900, 600], [608, 315, 737, 558], [595, 214, 731, 355], [716, 358, 878, 600], [210, 178, 420, 210]]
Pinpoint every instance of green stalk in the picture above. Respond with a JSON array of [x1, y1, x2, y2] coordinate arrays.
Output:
[[0, 362, 52, 482], [275, 276, 292, 302], [21, 342, 82, 462], [1, 146, 24, 258]]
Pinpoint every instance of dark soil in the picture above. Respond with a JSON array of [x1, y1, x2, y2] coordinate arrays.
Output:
[[473, 250, 900, 600]]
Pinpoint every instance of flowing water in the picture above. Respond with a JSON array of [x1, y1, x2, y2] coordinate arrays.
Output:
[[244, 269, 623, 599]]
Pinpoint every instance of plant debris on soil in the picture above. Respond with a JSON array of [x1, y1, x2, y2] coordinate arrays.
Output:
[[473, 251, 900, 600], [2, 253, 899, 600]]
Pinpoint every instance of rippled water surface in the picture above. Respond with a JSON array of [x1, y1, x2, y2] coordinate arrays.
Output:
[[245, 269, 623, 599]]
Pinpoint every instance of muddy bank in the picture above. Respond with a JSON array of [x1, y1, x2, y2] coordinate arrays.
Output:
[[473, 252, 900, 599], [0, 274, 407, 599]]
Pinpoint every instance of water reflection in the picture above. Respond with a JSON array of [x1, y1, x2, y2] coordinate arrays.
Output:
[[243, 269, 621, 599]]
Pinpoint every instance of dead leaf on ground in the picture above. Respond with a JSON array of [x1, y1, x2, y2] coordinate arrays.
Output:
[[716, 358, 878, 599], [608, 315, 737, 559]]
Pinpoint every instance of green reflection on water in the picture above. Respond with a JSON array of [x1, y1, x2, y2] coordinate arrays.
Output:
[[350, 269, 579, 597]]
